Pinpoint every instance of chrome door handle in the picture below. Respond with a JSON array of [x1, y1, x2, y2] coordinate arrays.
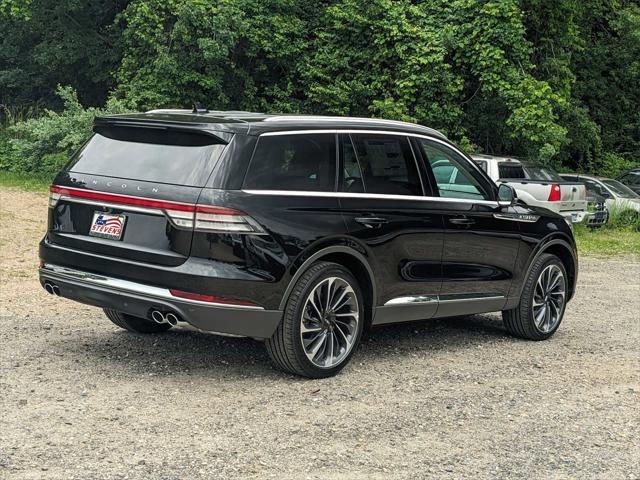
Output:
[[354, 217, 388, 228]]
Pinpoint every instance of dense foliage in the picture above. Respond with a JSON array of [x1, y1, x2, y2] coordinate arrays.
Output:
[[1, 0, 638, 179]]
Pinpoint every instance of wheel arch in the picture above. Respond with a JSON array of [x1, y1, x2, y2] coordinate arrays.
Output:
[[522, 236, 578, 301], [279, 246, 377, 328]]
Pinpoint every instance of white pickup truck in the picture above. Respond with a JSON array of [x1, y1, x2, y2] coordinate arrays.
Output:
[[471, 155, 589, 223]]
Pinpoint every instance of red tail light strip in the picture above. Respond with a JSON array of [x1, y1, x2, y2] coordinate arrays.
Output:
[[49, 185, 264, 233], [49, 186, 241, 215]]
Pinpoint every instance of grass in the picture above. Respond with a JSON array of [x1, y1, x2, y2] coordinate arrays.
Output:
[[574, 225, 640, 256], [0, 171, 50, 193]]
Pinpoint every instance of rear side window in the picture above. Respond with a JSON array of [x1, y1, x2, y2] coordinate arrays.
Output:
[[243, 134, 336, 191], [68, 133, 225, 187], [343, 134, 422, 196], [498, 163, 526, 179]]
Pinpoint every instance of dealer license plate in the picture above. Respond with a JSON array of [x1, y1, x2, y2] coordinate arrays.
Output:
[[89, 212, 126, 240]]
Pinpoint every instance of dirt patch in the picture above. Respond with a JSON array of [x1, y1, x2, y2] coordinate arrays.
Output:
[[1, 187, 639, 479]]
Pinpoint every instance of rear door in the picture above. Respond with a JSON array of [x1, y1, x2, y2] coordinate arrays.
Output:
[[337, 133, 444, 324], [48, 126, 229, 266], [416, 139, 521, 317]]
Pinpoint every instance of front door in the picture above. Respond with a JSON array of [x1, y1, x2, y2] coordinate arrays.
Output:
[[337, 133, 444, 324], [414, 138, 522, 317]]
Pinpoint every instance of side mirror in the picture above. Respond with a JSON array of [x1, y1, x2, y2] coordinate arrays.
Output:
[[599, 190, 611, 198], [498, 183, 517, 207]]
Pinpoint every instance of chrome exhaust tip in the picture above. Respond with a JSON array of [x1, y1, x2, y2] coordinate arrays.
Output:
[[165, 312, 178, 326], [44, 282, 60, 296], [151, 310, 166, 324]]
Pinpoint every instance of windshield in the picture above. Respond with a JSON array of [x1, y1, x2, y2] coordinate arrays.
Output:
[[620, 171, 640, 186], [602, 179, 639, 198], [522, 165, 562, 181]]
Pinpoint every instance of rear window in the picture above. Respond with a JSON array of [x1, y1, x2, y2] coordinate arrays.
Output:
[[498, 163, 525, 179], [522, 165, 562, 181], [67, 133, 225, 187], [243, 134, 336, 191]]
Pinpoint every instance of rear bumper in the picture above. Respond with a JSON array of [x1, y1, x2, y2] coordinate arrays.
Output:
[[559, 210, 590, 223], [39, 264, 282, 338]]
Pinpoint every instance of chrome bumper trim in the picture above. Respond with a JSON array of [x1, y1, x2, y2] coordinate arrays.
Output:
[[40, 263, 264, 310]]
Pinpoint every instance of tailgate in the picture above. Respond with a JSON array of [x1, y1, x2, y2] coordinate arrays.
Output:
[[559, 182, 587, 212], [47, 123, 229, 267], [48, 178, 202, 266]]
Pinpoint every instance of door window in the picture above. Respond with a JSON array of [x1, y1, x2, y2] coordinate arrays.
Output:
[[343, 134, 422, 196], [418, 141, 491, 200], [244, 134, 336, 191]]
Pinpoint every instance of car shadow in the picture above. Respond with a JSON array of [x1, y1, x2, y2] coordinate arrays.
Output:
[[54, 313, 510, 380]]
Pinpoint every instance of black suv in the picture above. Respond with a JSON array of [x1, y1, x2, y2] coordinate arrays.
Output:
[[39, 111, 578, 378]]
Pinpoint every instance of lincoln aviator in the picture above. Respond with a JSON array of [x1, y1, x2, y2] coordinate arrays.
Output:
[[39, 110, 578, 378]]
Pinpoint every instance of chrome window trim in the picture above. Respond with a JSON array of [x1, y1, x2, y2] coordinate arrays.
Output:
[[242, 189, 498, 206], [40, 263, 264, 310], [253, 129, 497, 204]]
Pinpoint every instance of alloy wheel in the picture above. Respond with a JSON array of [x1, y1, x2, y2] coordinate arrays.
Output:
[[300, 277, 360, 368], [532, 264, 566, 333]]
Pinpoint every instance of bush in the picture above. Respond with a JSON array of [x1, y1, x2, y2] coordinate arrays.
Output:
[[2, 86, 129, 179], [596, 152, 638, 179], [605, 203, 640, 232]]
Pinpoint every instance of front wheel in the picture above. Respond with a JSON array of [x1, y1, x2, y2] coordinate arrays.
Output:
[[502, 253, 568, 340], [265, 262, 363, 378]]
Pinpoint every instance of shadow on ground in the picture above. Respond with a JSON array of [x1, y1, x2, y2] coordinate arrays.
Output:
[[50, 313, 512, 380]]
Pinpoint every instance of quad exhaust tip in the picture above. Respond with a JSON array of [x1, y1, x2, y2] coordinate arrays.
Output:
[[44, 282, 60, 296], [151, 310, 178, 326]]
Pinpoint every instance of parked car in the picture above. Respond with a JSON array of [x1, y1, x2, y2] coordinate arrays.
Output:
[[39, 111, 578, 378], [618, 168, 640, 195], [472, 155, 589, 223], [559, 174, 640, 215]]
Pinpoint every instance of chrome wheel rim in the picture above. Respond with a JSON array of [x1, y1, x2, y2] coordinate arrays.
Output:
[[532, 264, 566, 333], [300, 277, 359, 368]]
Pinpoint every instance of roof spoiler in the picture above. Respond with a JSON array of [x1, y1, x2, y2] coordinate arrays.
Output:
[[93, 116, 229, 146]]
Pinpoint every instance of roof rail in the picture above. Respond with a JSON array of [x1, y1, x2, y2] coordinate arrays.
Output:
[[263, 115, 443, 135]]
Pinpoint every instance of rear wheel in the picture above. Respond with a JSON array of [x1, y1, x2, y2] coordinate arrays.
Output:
[[502, 253, 567, 340], [266, 262, 363, 378], [103, 308, 173, 333]]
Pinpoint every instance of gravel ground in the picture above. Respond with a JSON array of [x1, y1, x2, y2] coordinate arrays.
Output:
[[1, 186, 639, 479]]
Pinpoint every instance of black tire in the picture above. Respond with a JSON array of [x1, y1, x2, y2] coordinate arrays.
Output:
[[265, 261, 364, 378], [103, 308, 173, 333], [502, 253, 568, 340]]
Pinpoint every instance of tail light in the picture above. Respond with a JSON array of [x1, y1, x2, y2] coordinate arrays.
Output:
[[49, 186, 62, 208], [48, 185, 264, 234], [194, 206, 264, 233], [548, 184, 561, 202]]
